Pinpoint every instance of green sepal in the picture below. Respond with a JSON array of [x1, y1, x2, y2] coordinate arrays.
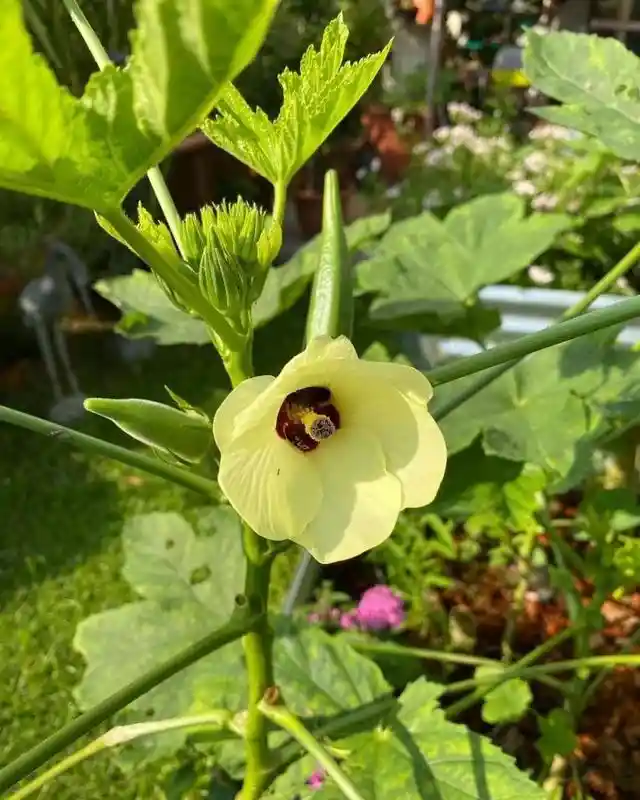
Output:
[[84, 398, 212, 463], [97, 206, 200, 317]]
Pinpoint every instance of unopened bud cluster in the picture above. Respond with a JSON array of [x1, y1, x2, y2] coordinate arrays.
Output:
[[181, 199, 281, 320]]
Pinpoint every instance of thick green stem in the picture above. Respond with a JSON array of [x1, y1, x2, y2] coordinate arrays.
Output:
[[273, 695, 396, 768], [428, 294, 640, 386], [62, 0, 186, 257], [433, 240, 640, 418], [0, 405, 216, 496], [0, 612, 259, 794], [223, 338, 255, 389], [568, 240, 640, 316], [241, 526, 275, 799], [225, 351, 275, 800], [9, 712, 234, 800], [272, 181, 287, 230], [259, 702, 366, 800], [147, 165, 187, 257]]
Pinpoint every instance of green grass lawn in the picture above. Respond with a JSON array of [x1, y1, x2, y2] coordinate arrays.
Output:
[[0, 310, 305, 798]]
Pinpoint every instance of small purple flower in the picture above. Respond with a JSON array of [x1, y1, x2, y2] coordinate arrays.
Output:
[[306, 768, 326, 790], [307, 612, 322, 624], [355, 585, 405, 631]]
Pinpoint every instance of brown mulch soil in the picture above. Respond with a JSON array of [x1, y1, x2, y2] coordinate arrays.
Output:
[[438, 565, 640, 800]]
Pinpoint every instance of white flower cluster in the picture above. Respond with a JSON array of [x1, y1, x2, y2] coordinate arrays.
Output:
[[432, 125, 510, 157], [531, 192, 559, 211], [522, 151, 548, 174], [529, 124, 581, 142], [528, 265, 554, 286], [447, 101, 482, 124]]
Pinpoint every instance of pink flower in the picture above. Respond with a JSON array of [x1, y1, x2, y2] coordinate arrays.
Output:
[[339, 609, 359, 630], [307, 612, 322, 624], [306, 768, 326, 790], [356, 585, 405, 630]]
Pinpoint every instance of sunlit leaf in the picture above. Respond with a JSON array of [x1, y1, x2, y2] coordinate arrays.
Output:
[[202, 14, 391, 185], [94, 269, 210, 344], [475, 665, 533, 724], [358, 193, 571, 322], [433, 329, 627, 477], [524, 30, 640, 160], [266, 678, 544, 799], [0, 0, 278, 209], [431, 441, 546, 539], [536, 709, 577, 762], [73, 508, 245, 767], [212, 622, 391, 778]]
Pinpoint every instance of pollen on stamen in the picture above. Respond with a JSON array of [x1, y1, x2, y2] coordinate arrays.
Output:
[[307, 415, 336, 442], [275, 385, 341, 452]]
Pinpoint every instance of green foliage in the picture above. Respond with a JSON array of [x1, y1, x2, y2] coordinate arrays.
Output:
[[74, 508, 245, 766], [202, 14, 391, 186], [536, 709, 578, 762], [274, 623, 390, 714], [549, 487, 640, 621], [94, 269, 211, 344], [524, 31, 640, 162], [94, 212, 390, 344], [433, 328, 640, 483], [0, 0, 279, 209], [358, 194, 571, 335], [254, 209, 390, 328], [474, 665, 533, 724], [267, 678, 544, 799], [430, 442, 546, 565], [205, 624, 392, 778]]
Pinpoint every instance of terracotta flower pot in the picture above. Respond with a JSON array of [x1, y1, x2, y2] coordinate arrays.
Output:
[[361, 105, 412, 184]]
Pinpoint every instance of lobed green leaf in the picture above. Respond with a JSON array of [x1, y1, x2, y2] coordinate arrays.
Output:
[[202, 14, 391, 186], [358, 193, 572, 324], [267, 678, 544, 799], [73, 508, 246, 767], [524, 30, 640, 160]]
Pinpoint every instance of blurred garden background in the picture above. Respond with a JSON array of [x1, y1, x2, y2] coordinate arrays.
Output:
[[4, 1, 640, 798]]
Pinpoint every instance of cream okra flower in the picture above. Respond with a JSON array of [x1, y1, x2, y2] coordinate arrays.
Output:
[[213, 336, 447, 563]]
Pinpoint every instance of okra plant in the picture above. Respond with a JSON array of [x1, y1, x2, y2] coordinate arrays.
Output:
[[2, 3, 640, 799]]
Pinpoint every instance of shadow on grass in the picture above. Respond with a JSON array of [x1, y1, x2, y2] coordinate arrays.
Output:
[[0, 303, 308, 596]]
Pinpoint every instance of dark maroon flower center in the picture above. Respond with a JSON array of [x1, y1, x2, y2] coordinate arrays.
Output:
[[275, 386, 340, 452]]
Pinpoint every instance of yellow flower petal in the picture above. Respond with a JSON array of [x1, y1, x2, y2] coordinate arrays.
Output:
[[356, 359, 434, 404], [294, 427, 402, 563], [281, 335, 358, 376], [228, 337, 358, 439], [395, 401, 447, 507], [218, 428, 322, 541], [331, 370, 446, 508], [213, 376, 275, 451]]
